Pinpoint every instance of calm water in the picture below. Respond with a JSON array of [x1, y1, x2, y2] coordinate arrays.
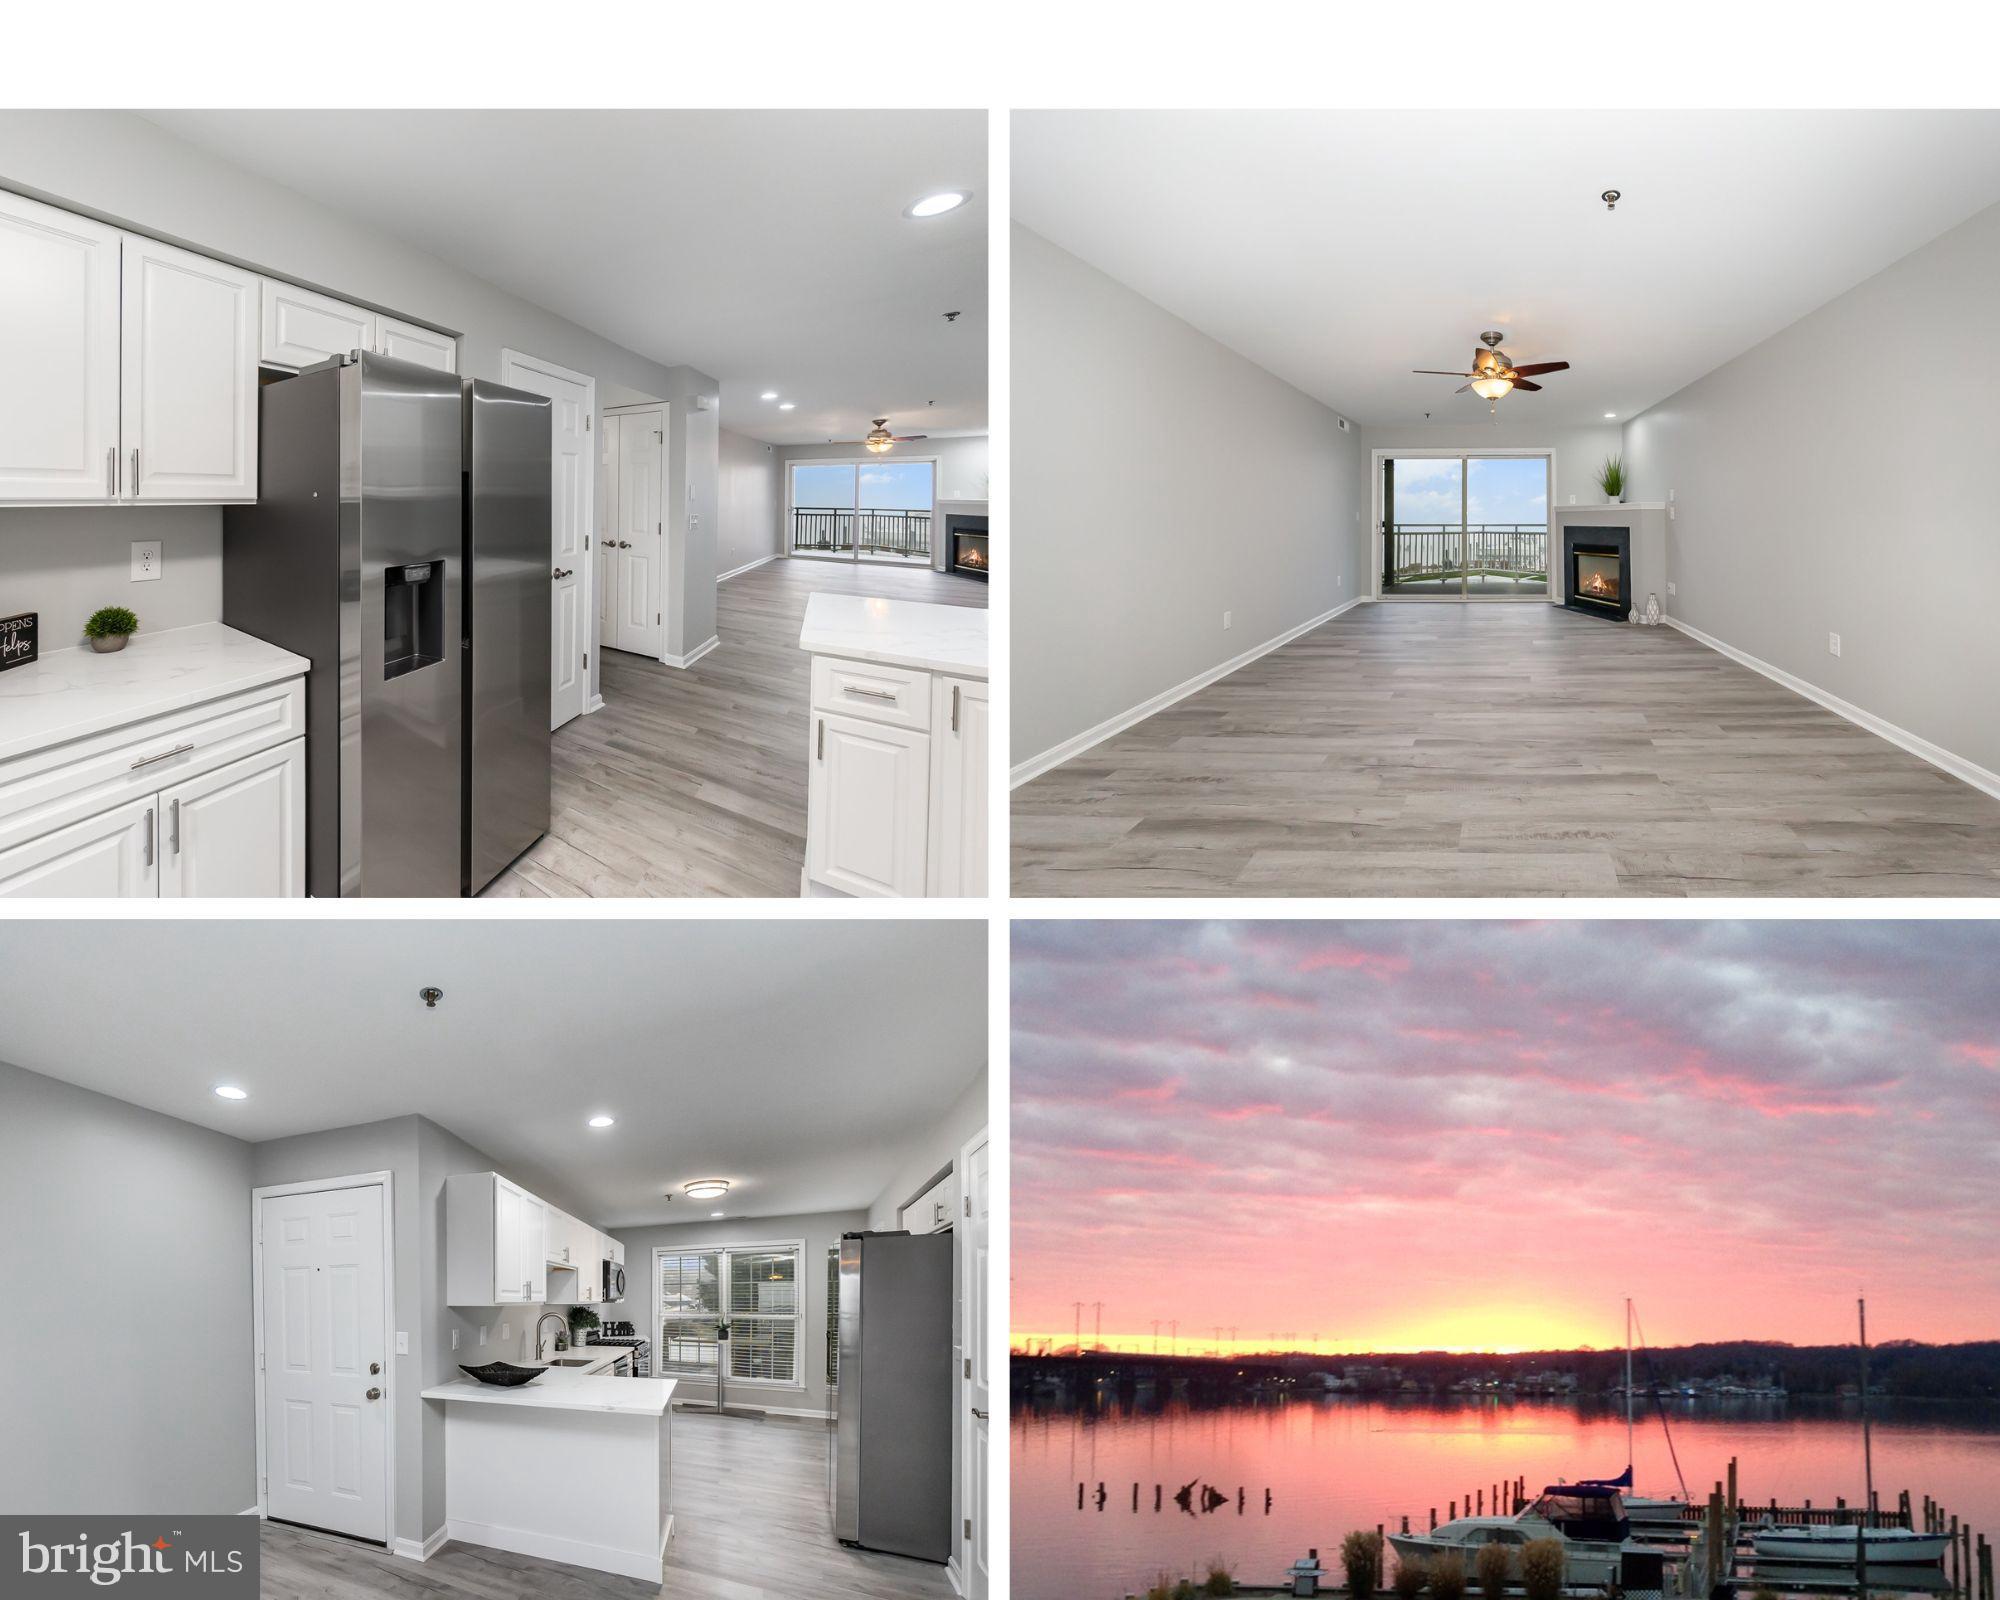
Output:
[[1012, 1396, 2000, 1599]]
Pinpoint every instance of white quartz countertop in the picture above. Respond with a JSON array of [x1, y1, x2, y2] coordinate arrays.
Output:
[[799, 593, 988, 678], [422, 1369, 675, 1417], [0, 622, 309, 764]]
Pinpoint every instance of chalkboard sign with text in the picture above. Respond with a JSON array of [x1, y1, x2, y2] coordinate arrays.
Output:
[[0, 612, 35, 673]]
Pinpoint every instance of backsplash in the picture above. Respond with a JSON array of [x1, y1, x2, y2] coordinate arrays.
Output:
[[0, 506, 223, 649]]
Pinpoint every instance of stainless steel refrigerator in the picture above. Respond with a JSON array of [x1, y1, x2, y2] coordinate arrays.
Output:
[[223, 352, 550, 897], [832, 1230, 952, 1562]]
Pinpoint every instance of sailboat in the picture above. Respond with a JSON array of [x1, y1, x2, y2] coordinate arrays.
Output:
[[1577, 1300, 1689, 1528], [1748, 1298, 1949, 1567]]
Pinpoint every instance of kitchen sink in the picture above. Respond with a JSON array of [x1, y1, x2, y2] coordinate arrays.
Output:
[[549, 1356, 599, 1367]]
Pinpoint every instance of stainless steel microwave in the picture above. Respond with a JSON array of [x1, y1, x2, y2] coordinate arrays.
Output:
[[603, 1258, 626, 1301]]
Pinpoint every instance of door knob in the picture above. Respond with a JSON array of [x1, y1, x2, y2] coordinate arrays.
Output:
[[366, 1387, 382, 1401], [971, 1407, 989, 1420], [552, 566, 573, 580], [369, 1362, 381, 1375]]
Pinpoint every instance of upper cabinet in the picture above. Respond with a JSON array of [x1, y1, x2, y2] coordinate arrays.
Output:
[[377, 313, 457, 373], [261, 279, 376, 370], [121, 236, 260, 502], [0, 189, 123, 502]]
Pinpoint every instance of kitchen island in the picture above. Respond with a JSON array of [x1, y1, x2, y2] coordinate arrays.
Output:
[[420, 1369, 675, 1582], [799, 593, 989, 897]]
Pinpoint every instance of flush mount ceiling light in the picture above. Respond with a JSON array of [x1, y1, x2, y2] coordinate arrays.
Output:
[[682, 1178, 730, 1201], [214, 1085, 248, 1100], [588, 1115, 615, 1129], [906, 190, 969, 218]]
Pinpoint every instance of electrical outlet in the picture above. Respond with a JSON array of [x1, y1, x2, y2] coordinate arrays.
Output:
[[499, 1323, 510, 1343], [1667, 581, 1676, 597], [131, 540, 161, 582], [1669, 505, 1676, 521], [1222, 610, 1232, 630], [450, 1329, 459, 1351], [397, 1332, 409, 1356], [478, 1325, 488, 1347], [1668, 487, 1675, 502], [1828, 632, 1841, 658]]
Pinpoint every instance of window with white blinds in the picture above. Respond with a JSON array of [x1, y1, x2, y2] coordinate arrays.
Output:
[[655, 1242, 805, 1386], [826, 1246, 841, 1386]]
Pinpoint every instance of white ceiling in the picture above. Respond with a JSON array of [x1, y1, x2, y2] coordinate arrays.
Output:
[[143, 110, 987, 445], [0, 919, 985, 1227], [1014, 110, 2000, 429]]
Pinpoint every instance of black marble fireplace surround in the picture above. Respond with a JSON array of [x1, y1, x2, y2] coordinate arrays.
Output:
[[1562, 524, 1630, 621]]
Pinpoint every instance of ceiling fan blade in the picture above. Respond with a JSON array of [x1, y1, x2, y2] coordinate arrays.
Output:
[[1455, 384, 1472, 394], [1508, 361, 1570, 377], [1509, 379, 1543, 392], [1413, 369, 1478, 377], [891, 434, 928, 441]]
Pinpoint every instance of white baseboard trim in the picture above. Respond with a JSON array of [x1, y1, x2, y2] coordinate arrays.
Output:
[[444, 1515, 667, 1584], [392, 1526, 450, 1562], [1665, 616, 2000, 804], [584, 692, 605, 715], [948, 1554, 966, 1595], [237, 1506, 260, 1518], [718, 553, 779, 583], [1011, 595, 1370, 787], [662, 635, 720, 670]]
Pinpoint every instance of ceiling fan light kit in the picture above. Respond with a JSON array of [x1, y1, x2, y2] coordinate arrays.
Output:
[[1413, 329, 1571, 414]]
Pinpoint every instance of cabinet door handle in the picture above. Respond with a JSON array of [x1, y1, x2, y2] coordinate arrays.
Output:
[[844, 685, 897, 701], [816, 718, 824, 761], [131, 742, 196, 771], [143, 807, 154, 868], [130, 447, 139, 495], [951, 684, 961, 734], [106, 446, 117, 498], [169, 798, 180, 854]]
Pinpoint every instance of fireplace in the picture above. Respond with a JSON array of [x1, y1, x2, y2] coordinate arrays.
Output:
[[1561, 525, 1630, 621], [946, 514, 989, 582]]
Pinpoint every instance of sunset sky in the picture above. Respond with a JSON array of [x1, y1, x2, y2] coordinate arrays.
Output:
[[1012, 921, 2000, 1355]]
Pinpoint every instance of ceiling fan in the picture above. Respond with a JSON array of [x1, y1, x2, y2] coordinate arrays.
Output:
[[840, 417, 928, 454], [1414, 331, 1570, 414]]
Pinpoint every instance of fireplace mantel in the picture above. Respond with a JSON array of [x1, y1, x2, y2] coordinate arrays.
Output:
[[1549, 503, 1669, 622]]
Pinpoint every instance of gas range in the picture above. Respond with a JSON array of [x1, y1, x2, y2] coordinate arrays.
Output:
[[586, 1322, 650, 1376]]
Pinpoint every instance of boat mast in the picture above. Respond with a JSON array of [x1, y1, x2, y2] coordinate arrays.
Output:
[[1625, 1297, 1634, 1475], [1858, 1296, 1875, 1527]]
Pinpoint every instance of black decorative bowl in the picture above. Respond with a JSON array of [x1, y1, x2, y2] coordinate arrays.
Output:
[[458, 1362, 548, 1387]]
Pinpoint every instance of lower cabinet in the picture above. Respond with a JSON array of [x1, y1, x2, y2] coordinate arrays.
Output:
[[928, 676, 988, 896], [0, 737, 303, 899]]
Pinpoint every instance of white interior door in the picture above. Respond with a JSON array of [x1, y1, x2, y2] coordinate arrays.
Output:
[[260, 1183, 389, 1542], [962, 1136, 990, 1600], [500, 350, 594, 727], [610, 409, 665, 659], [598, 415, 621, 658]]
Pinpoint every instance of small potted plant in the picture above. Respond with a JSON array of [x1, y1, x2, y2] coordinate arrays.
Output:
[[1595, 454, 1626, 503], [567, 1304, 601, 1353], [83, 606, 139, 654]]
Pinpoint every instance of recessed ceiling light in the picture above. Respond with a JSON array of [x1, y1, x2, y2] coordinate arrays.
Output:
[[710, 1211, 724, 1218], [906, 191, 969, 219], [1604, 412, 1617, 419], [760, 391, 778, 401], [683, 1178, 730, 1201], [778, 402, 795, 411], [588, 1115, 615, 1129], [214, 1085, 248, 1100]]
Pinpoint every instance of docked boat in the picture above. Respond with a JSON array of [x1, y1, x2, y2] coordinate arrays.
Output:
[[1388, 1486, 1652, 1587], [1748, 1523, 1950, 1566]]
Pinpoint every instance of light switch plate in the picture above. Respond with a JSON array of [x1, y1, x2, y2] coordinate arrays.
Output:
[[1828, 632, 1842, 658], [479, 1325, 488, 1347], [396, 1332, 409, 1356], [451, 1329, 460, 1351], [131, 541, 161, 582], [1222, 610, 1232, 630], [1667, 581, 1677, 596]]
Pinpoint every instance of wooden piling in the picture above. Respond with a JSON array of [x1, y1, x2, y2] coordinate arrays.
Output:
[[1131, 1483, 1138, 1511], [1855, 1521, 1870, 1600], [1727, 1457, 1738, 1513], [1952, 1515, 1962, 1592], [1077, 1482, 1084, 1510], [1978, 1533, 1991, 1600], [1429, 1507, 1437, 1531]]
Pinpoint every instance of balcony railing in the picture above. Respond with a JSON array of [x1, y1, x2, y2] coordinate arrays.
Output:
[[1386, 523, 1548, 588], [791, 507, 932, 561]]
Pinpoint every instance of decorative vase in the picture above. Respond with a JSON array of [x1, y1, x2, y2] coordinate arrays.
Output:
[[89, 633, 129, 653], [1645, 592, 1662, 626]]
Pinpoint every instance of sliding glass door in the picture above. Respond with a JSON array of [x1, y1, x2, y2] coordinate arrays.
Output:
[[788, 458, 936, 565], [1381, 453, 1549, 597]]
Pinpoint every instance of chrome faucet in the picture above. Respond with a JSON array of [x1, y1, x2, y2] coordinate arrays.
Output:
[[534, 1311, 570, 1363]]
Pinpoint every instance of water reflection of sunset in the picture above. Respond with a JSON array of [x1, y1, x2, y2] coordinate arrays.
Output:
[[1012, 922, 2000, 1352]]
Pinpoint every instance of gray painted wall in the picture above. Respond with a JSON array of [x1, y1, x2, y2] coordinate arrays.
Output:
[[0, 1061, 256, 1516], [718, 426, 782, 577], [0, 506, 220, 648], [868, 1064, 988, 1231], [0, 110, 718, 665], [1011, 224, 1365, 767], [611, 1209, 868, 1416], [1622, 198, 2000, 779]]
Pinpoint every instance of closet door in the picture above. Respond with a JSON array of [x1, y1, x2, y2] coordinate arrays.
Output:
[[121, 235, 260, 501], [611, 411, 665, 659], [0, 190, 122, 502], [598, 413, 621, 656]]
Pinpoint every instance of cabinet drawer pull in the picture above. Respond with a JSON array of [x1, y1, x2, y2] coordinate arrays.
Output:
[[106, 445, 117, 498], [951, 684, 961, 734], [143, 806, 154, 868], [130, 447, 139, 495], [816, 719, 825, 761], [843, 685, 898, 701], [131, 742, 196, 771], [169, 797, 181, 854]]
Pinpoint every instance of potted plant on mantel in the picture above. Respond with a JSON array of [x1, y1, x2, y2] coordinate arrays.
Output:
[[83, 606, 139, 653], [1595, 454, 1626, 504]]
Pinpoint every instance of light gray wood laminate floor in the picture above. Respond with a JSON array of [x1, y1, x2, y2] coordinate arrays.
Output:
[[482, 557, 985, 899], [1011, 601, 2000, 898], [259, 1407, 953, 1600]]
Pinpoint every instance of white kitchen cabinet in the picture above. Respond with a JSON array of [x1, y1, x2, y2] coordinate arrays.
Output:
[[446, 1173, 627, 1308], [157, 738, 304, 898], [260, 278, 376, 370], [900, 1169, 961, 1235], [0, 795, 156, 898], [926, 675, 988, 897], [0, 189, 122, 502], [376, 313, 457, 373], [807, 710, 931, 898], [121, 234, 260, 501]]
